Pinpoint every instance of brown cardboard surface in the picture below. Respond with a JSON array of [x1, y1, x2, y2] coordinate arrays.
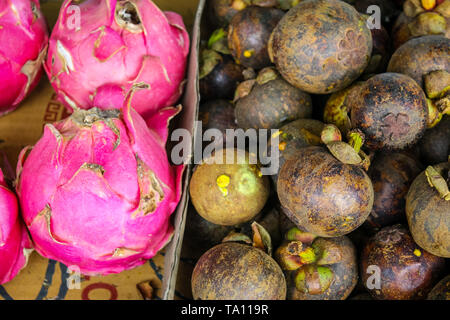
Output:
[[0, 0, 201, 300]]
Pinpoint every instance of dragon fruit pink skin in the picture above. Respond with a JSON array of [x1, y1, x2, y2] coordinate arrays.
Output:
[[0, 0, 48, 116], [16, 92, 184, 276], [0, 158, 32, 284], [44, 0, 190, 121]]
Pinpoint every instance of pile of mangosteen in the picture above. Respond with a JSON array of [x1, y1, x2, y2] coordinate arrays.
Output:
[[185, 0, 450, 300]]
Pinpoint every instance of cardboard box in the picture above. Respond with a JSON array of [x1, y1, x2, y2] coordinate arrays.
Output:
[[175, 0, 206, 300], [0, 0, 201, 300]]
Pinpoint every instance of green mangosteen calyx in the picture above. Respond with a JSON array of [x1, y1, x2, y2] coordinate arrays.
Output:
[[255, 67, 279, 85], [424, 70, 450, 100], [436, 95, 450, 115], [423, 70, 450, 128], [404, 0, 449, 36], [199, 49, 222, 79], [222, 230, 253, 244], [404, 0, 425, 18], [327, 142, 362, 166], [323, 82, 364, 135], [277, 0, 300, 10], [320, 125, 370, 170], [427, 98, 443, 128], [199, 28, 232, 80], [425, 165, 450, 200], [275, 228, 341, 295], [233, 67, 278, 102], [207, 28, 231, 55], [294, 265, 334, 295], [407, 12, 447, 37], [233, 79, 256, 101], [222, 222, 273, 255]]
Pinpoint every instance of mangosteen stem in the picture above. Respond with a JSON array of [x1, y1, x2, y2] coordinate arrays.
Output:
[[347, 129, 365, 154], [425, 165, 450, 201], [251, 222, 273, 255]]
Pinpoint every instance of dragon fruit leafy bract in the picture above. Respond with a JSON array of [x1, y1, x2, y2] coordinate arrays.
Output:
[[0, 157, 32, 285], [44, 0, 190, 120], [0, 0, 48, 116], [16, 92, 183, 276]]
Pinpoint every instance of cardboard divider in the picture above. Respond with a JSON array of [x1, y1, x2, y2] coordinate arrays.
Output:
[[162, 0, 204, 300]]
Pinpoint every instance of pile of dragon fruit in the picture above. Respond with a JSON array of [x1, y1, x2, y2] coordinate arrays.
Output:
[[0, 0, 189, 283]]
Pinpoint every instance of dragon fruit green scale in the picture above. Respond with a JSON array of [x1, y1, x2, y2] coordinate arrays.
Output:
[[44, 0, 190, 121], [15, 93, 183, 276]]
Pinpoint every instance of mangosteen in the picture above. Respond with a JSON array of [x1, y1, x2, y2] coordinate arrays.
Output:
[[191, 241, 287, 300], [234, 67, 313, 129], [198, 99, 237, 150], [427, 274, 450, 300], [347, 72, 428, 150], [387, 36, 450, 126], [277, 144, 374, 237], [207, 0, 279, 28], [200, 51, 245, 101], [228, 6, 284, 70], [387, 35, 450, 89], [406, 161, 450, 257], [266, 118, 324, 187], [268, 0, 373, 94], [391, 0, 450, 49], [275, 228, 358, 300], [365, 152, 422, 229], [189, 148, 270, 226], [207, 0, 241, 28], [360, 224, 446, 300], [199, 28, 246, 101], [417, 115, 450, 165]]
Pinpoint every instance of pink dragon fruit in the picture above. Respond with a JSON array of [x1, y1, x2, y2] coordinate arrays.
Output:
[[44, 0, 190, 121], [15, 89, 184, 276], [0, 0, 48, 116], [0, 153, 32, 284]]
